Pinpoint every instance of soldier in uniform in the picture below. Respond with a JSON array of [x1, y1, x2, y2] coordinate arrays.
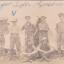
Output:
[[0, 18, 9, 55], [22, 16, 50, 61], [22, 16, 35, 53], [33, 16, 50, 61], [56, 13, 64, 55], [36, 16, 50, 51], [10, 18, 21, 57]]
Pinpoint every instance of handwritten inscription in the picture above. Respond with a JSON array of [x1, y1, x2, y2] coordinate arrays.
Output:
[[0, 1, 64, 8]]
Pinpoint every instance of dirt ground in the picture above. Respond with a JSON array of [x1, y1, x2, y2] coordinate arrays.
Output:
[[0, 52, 64, 64]]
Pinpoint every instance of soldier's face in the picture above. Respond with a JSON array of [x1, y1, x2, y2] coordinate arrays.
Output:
[[41, 18, 46, 22], [25, 16, 31, 21], [60, 16, 64, 22]]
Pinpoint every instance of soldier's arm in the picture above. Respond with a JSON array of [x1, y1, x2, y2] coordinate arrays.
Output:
[[45, 23, 49, 31], [33, 25, 38, 36], [56, 23, 61, 33], [56, 23, 58, 33], [56, 23, 61, 50], [21, 22, 27, 31], [32, 24, 36, 33], [21, 25, 25, 31]]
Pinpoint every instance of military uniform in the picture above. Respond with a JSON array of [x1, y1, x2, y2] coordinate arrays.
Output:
[[22, 22, 35, 53], [10, 21, 21, 56], [0, 18, 9, 55], [56, 22, 64, 51], [36, 21, 50, 51], [0, 19, 8, 49]]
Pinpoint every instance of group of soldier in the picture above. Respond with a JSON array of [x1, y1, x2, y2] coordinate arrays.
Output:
[[0, 13, 64, 61]]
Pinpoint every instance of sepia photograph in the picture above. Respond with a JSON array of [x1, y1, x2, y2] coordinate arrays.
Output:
[[0, 0, 64, 64]]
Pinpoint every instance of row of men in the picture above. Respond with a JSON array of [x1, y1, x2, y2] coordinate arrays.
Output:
[[0, 13, 64, 57]]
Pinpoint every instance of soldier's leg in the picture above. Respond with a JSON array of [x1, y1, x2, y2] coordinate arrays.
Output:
[[15, 36, 21, 57], [44, 39, 50, 51], [10, 34, 15, 56], [38, 50, 50, 62], [57, 40, 62, 56], [25, 39, 32, 53], [0, 34, 5, 55], [57, 34, 62, 55], [0, 34, 5, 49], [43, 32, 50, 51], [39, 34, 50, 61]]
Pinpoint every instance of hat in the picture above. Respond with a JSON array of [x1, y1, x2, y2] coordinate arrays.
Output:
[[40, 16, 47, 19], [38, 16, 47, 21], [37, 16, 46, 24], [25, 16, 31, 20], [58, 13, 64, 17]]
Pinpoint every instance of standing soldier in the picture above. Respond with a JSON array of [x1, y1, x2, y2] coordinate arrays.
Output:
[[36, 16, 50, 51], [10, 18, 21, 57], [22, 16, 35, 53], [33, 16, 51, 61], [56, 13, 64, 55], [0, 18, 9, 55]]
